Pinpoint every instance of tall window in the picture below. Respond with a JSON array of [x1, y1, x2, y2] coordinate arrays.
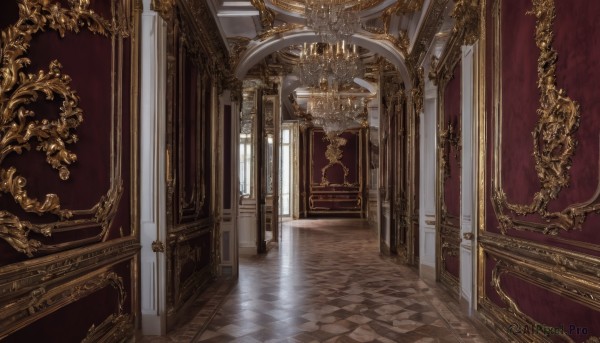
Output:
[[239, 133, 252, 196], [280, 127, 291, 216], [239, 90, 255, 197]]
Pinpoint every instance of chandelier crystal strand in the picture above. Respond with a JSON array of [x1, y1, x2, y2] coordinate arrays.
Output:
[[308, 88, 367, 137], [305, 0, 360, 43], [295, 42, 363, 88]]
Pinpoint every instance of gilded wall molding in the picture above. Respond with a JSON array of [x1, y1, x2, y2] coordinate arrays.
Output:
[[177, 0, 230, 86], [480, 233, 600, 341], [228, 37, 251, 73], [434, 25, 463, 296], [439, 121, 461, 179], [0, 0, 131, 256], [429, 30, 462, 87], [250, 0, 275, 30], [491, 0, 586, 236], [308, 129, 364, 215], [0, 263, 134, 340], [321, 135, 351, 187], [0, 238, 138, 301], [411, 66, 424, 114], [270, 0, 382, 15], [81, 271, 132, 343], [440, 225, 460, 293], [257, 23, 304, 41], [382, 0, 424, 34], [405, 0, 450, 70], [151, 0, 174, 21], [451, 0, 480, 45]]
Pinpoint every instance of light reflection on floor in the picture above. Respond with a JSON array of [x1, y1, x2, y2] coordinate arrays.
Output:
[[141, 218, 499, 342]]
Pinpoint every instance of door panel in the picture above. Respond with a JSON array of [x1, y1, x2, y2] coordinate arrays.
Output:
[[434, 42, 462, 296]]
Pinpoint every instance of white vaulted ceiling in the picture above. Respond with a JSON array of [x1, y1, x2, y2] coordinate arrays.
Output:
[[206, 0, 455, 118]]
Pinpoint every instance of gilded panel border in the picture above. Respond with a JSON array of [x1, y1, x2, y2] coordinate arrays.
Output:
[[489, 0, 600, 238], [432, 28, 463, 296], [0, 238, 139, 339], [479, 233, 600, 342], [0, 0, 137, 256]]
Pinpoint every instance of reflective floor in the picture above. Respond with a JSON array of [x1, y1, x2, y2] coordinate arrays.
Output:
[[143, 219, 499, 342]]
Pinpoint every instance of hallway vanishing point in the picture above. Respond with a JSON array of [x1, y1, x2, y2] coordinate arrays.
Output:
[[147, 219, 498, 342]]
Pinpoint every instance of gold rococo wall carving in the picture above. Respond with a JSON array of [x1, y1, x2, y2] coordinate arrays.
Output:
[[0, 0, 140, 340], [479, 0, 600, 340], [0, 0, 131, 257]]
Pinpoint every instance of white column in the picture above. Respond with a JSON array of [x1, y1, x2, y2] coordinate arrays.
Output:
[[140, 2, 168, 335], [460, 44, 477, 310], [419, 83, 437, 281]]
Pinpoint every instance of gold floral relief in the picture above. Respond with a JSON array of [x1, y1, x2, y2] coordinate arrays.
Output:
[[0, 0, 130, 256], [250, 0, 274, 30], [321, 135, 351, 186], [151, 0, 174, 21], [0, 264, 133, 340], [451, 0, 480, 45], [257, 23, 304, 41], [439, 121, 461, 179], [81, 271, 132, 343], [411, 66, 424, 114], [491, 0, 594, 236], [480, 234, 600, 341]]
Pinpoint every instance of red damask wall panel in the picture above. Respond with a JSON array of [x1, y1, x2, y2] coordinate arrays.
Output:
[[0, 0, 139, 341], [438, 59, 461, 292], [307, 129, 364, 217], [481, 0, 600, 340]]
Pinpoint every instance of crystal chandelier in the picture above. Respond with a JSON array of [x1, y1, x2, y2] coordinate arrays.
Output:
[[307, 89, 367, 137], [305, 0, 360, 43], [295, 41, 363, 88]]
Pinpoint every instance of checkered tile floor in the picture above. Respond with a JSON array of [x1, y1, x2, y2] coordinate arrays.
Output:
[[141, 219, 499, 342]]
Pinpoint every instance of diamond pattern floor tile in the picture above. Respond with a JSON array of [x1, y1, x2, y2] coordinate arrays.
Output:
[[140, 219, 500, 342]]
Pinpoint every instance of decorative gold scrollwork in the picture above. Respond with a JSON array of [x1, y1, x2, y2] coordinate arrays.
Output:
[[492, 0, 589, 235], [451, 0, 480, 45], [321, 135, 351, 186], [0, 0, 129, 256], [411, 66, 424, 114], [151, 0, 174, 21], [250, 0, 275, 30], [257, 23, 304, 41], [439, 121, 461, 179], [151, 240, 165, 253], [81, 272, 132, 343]]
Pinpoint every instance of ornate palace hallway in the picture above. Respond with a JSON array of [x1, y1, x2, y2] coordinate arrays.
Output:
[[145, 219, 498, 342]]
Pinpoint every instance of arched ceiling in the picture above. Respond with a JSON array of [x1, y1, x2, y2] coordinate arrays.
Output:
[[207, 0, 455, 117]]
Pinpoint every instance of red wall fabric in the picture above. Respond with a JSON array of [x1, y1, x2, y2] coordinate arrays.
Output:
[[310, 130, 359, 186], [441, 61, 461, 280], [487, 0, 600, 250], [308, 129, 363, 215], [0, 1, 137, 340], [443, 63, 462, 219], [483, 0, 600, 339]]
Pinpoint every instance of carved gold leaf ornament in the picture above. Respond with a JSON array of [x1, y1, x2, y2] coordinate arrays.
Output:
[[0, 0, 128, 256], [321, 135, 351, 186], [250, 0, 275, 30], [439, 121, 461, 179], [411, 66, 424, 114], [492, 0, 589, 236], [451, 0, 480, 45]]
